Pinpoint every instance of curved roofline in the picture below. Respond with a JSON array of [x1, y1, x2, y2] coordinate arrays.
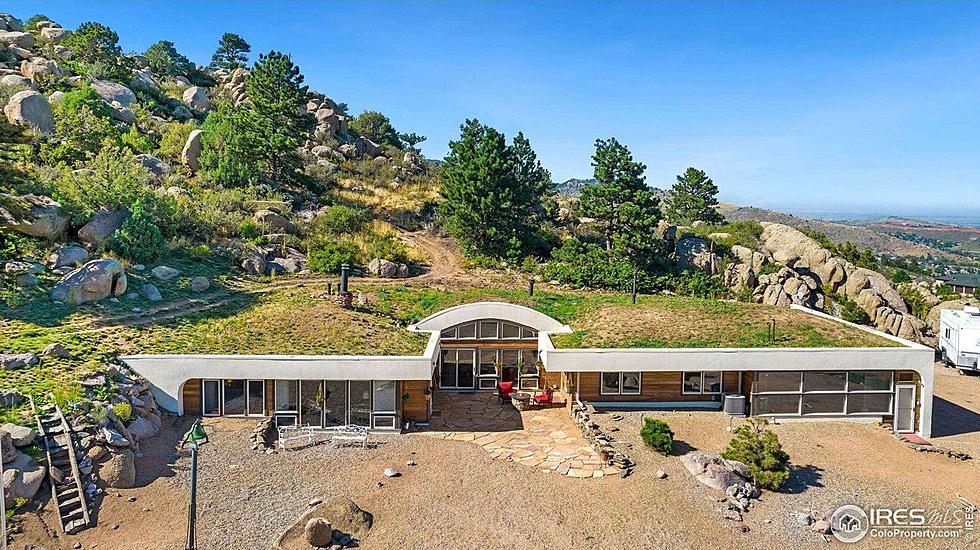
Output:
[[408, 301, 571, 334]]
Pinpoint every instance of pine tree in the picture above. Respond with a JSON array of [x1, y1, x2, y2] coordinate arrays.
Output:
[[109, 198, 167, 263], [350, 111, 402, 148], [721, 418, 790, 490], [210, 33, 251, 71], [245, 51, 312, 186], [510, 131, 553, 225], [666, 166, 723, 225], [578, 138, 662, 266], [143, 40, 193, 79]]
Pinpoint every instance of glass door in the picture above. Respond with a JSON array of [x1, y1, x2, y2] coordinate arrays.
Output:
[[895, 385, 916, 433], [349, 381, 372, 427], [439, 349, 457, 388], [323, 381, 348, 427], [456, 349, 475, 389], [247, 380, 265, 416], [202, 379, 221, 416], [300, 380, 323, 427]]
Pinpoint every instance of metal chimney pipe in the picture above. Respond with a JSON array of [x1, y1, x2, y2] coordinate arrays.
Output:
[[340, 263, 350, 294]]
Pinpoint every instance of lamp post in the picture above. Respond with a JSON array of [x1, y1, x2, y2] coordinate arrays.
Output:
[[181, 419, 209, 550]]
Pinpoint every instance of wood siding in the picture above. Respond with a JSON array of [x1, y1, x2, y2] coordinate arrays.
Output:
[[401, 380, 430, 422], [577, 371, 723, 403], [265, 380, 275, 416], [182, 379, 202, 416]]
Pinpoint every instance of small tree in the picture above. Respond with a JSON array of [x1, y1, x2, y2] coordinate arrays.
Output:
[[210, 33, 251, 71], [640, 418, 674, 455], [109, 199, 167, 263], [350, 110, 402, 148], [24, 14, 51, 32], [721, 418, 790, 491], [307, 239, 361, 273], [63, 22, 129, 80], [666, 166, 723, 225], [199, 101, 260, 187], [399, 132, 426, 153]]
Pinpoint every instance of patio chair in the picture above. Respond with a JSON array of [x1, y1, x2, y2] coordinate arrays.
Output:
[[497, 381, 515, 403], [532, 387, 554, 407]]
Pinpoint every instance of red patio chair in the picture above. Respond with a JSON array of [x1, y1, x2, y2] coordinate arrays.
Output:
[[532, 387, 554, 407], [497, 381, 515, 403]]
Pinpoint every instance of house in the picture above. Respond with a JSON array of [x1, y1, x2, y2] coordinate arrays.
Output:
[[122, 300, 934, 438], [941, 274, 980, 296]]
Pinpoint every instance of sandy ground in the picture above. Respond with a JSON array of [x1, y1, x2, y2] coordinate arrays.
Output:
[[11, 364, 980, 550]]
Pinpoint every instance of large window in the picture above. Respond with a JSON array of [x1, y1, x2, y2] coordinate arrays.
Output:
[[349, 381, 372, 427], [275, 380, 298, 412], [600, 372, 641, 395], [247, 380, 265, 416], [203, 379, 221, 416], [373, 381, 397, 413], [223, 380, 246, 416], [752, 371, 894, 417], [682, 372, 723, 395], [323, 381, 347, 426], [441, 320, 537, 341]]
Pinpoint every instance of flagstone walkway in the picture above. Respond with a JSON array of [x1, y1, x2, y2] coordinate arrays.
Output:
[[421, 392, 621, 478]]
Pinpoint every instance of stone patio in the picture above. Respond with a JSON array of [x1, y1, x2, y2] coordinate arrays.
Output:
[[421, 391, 621, 478]]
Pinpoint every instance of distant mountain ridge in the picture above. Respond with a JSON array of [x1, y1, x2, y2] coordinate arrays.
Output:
[[554, 178, 596, 195]]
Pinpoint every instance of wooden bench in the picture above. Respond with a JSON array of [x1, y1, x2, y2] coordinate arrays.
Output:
[[328, 425, 369, 448], [277, 424, 315, 450]]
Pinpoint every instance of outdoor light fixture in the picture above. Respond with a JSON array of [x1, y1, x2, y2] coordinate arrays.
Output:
[[181, 419, 209, 550]]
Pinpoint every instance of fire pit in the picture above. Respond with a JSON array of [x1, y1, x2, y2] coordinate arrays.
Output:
[[511, 391, 532, 411]]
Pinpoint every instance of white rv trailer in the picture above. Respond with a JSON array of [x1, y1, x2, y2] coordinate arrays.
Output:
[[938, 306, 980, 371]]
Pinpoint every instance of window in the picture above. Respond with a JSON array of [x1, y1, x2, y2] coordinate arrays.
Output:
[[848, 371, 892, 391], [349, 381, 372, 427], [521, 326, 538, 339], [479, 320, 498, 339], [682, 372, 723, 395], [622, 372, 641, 395], [803, 372, 846, 392], [754, 394, 801, 415], [501, 322, 521, 339], [755, 372, 802, 393], [479, 349, 499, 376], [323, 381, 347, 427], [202, 379, 221, 416], [373, 381, 397, 413], [457, 323, 476, 339], [801, 394, 846, 415], [441, 326, 457, 339], [846, 393, 892, 414], [223, 380, 246, 416], [247, 380, 265, 416], [372, 415, 397, 429], [275, 380, 298, 412], [601, 372, 640, 395]]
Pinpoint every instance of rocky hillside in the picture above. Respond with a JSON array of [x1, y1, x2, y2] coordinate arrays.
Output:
[[0, 12, 438, 310], [720, 205, 965, 261], [670, 221, 938, 345]]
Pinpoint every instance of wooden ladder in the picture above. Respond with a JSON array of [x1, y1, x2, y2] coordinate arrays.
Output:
[[30, 397, 93, 534]]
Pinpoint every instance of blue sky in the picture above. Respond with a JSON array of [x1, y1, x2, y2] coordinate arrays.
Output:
[[10, 1, 980, 215]]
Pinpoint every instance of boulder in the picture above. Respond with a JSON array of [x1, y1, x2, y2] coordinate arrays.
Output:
[[150, 265, 180, 281], [109, 100, 136, 124], [126, 416, 158, 442], [91, 79, 136, 108], [0, 353, 38, 370], [140, 283, 162, 302], [1, 424, 35, 447], [130, 68, 159, 93], [181, 129, 204, 171], [102, 427, 129, 448], [397, 263, 409, 278], [357, 138, 384, 157], [0, 74, 36, 90], [0, 13, 23, 31], [50, 258, 128, 305], [39, 26, 67, 44], [3, 90, 54, 135], [134, 154, 173, 180], [182, 86, 210, 113], [680, 452, 751, 492], [253, 210, 296, 234], [675, 235, 720, 275], [99, 449, 136, 488], [2, 452, 45, 507], [241, 246, 267, 276], [49, 245, 89, 268], [0, 194, 68, 239], [268, 257, 305, 274], [275, 497, 372, 550], [0, 431, 14, 462], [0, 30, 33, 49], [41, 342, 69, 358], [190, 276, 210, 292], [20, 57, 62, 79], [368, 258, 399, 278], [304, 518, 333, 547], [78, 209, 128, 246]]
